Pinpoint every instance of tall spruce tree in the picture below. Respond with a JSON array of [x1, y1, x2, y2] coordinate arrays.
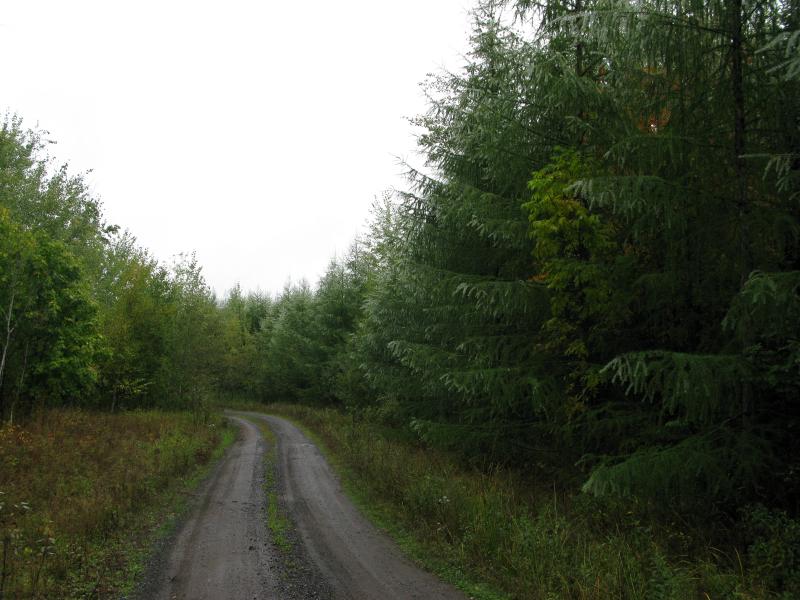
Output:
[[349, 0, 800, 507], [493, 0, 800, 505], [355, 13, 574, 462]]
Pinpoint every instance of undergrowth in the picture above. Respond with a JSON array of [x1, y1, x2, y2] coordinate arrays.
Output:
[[261, 402, 779, 600], [0, 409, 231, 599]]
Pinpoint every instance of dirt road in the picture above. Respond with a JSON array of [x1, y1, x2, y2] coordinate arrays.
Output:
[[135, 413, 465, 600], [134, 417, 280, 600]]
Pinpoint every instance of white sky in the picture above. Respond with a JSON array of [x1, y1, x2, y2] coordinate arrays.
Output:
[[0, 0, 475, 296]]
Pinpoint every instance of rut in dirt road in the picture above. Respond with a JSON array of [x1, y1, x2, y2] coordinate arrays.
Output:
[[242, 412, 466, 600], [134, 416, 280, 600]]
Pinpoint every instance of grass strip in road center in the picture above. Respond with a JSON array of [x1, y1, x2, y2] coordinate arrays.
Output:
[[235, 414, 334, 599], [245, 417, 292, 554]]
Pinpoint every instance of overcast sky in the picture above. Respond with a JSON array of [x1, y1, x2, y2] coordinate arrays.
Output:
[[1, 0, 475, 296]]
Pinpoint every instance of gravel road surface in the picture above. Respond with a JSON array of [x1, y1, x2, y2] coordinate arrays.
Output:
[[134, 416, 280, 600], [135, 412, 465, 600]]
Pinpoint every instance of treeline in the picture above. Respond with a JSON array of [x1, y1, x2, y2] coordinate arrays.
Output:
[[0, 118, 229, 416], [219, 0, 800, 541]]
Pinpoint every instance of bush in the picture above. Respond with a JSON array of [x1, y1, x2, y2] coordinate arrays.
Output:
[[744, 504, 800, 597]]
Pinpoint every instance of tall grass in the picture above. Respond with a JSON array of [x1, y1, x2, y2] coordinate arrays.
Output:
[[0, 409, 231, 599], [266, 403, 770, 600]]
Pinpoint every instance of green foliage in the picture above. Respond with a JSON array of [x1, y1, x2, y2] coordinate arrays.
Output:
[[0, 117, 112, 269], [523, 150, 632, 405], [0, 117, 229, 414], [743, 504, 800, 597], [94, 234, 174, 409], [0, 209, 100, 415], [160, 253, 224, 409], [602, 351, 750, 425]]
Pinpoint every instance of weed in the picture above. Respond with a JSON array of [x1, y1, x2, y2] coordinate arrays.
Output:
[[262, 403, 770, 600], [0, 409, 231, 598]]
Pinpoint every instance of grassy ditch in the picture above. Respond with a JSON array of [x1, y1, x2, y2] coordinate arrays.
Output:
[[261, 403, 772, 600], [0, 409, 233, 599]]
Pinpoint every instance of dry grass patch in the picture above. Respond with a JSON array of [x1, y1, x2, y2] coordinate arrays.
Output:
[[0, 409, 231, 599]]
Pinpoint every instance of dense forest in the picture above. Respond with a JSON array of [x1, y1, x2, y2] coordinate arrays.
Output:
[[2, 0, 799, 595]]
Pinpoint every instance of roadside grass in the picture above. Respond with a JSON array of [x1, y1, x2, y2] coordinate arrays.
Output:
[[215, 397, 271, 413], [0, 409, 233, 599], [259, 403, 769, 600]]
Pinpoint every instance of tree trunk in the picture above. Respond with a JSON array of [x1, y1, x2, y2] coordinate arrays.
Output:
[[730, 0, 754, 424], [9, 341, 28, 426], [0, 290, 16, 417], [575, 0, 584, 77], [730, 0, 750, 283]]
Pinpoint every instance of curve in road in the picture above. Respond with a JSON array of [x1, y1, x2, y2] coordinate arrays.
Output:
[[247, 412, 466, 600], [136, 412, 466, 600]]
